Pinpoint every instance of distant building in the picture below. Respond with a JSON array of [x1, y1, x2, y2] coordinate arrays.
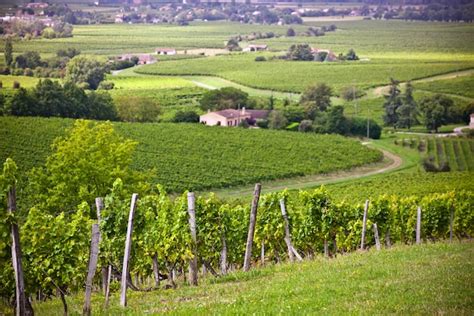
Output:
[[243, 44, 268, 52], [155, 48, 177, 55], [119, 53, 156, 65], [311, 48, 338, 62], [200, 108, 270, 127], [25, 2, 49, 9]]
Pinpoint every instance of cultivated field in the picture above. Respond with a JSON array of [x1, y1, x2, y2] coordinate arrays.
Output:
[[0, 116, 383, 192]]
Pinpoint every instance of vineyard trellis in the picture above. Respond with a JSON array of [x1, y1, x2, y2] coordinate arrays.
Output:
[[0, 158, 473, 314]]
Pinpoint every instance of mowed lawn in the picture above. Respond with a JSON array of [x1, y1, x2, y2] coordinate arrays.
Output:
[[31, 242, 474, 315]]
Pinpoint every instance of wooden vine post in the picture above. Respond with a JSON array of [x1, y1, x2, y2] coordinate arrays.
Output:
[[449, 209, 454, 242], [95, 198, 108, 295], [104, 265, 112, 308], [243, 183, 261, 272], [83, 224, 100, 316], [220, 234, 227, 275], [360, 200, 370, 250], [373, 223, 381, 251], [120, 193, 138, 307], [416, 206, 422, 245], [8, 186, 34, 316], [279, 199, 295, 262], [187, 192, 198, 286]]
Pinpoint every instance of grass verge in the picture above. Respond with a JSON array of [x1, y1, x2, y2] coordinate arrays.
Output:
[[31, 241, 474, 315]]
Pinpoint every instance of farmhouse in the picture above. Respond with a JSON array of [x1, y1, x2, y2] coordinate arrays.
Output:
[[200, 108, 270, 127], [311, 48, 338, 62], [119, 54, 156, 65], [155, 48, 177, 55], [243, 44, 268, 52]]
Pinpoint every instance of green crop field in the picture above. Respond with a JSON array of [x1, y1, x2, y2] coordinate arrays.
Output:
[[136, 53, 473, 93], [0, 116, 382, 192], [414, 75, 474, 99], [30, 242, 474, 315], [424, 138, 474, 172], [0, 75, 43, 90]]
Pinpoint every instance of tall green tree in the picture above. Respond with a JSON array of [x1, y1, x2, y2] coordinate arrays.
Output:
[[397, 81, 419, 130], [27, 120, 146, 216], [419, 94, 454, 133], [65, 56, 108, 90], [4, 38, 12, 68], [382, 78, 402, 129], [300, 83, 333, 119], [200, 87, 249, 111], [287, 44, 314, 61]]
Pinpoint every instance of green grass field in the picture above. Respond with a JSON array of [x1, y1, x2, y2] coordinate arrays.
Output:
[[136, 53, 473, 93], [414, 75, 474, 99], [0, 116, 382, 192], [28, 242, 474, 315]]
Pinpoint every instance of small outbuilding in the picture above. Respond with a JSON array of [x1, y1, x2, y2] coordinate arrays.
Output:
[[155, 48, 177, 55], [243, 44, 268, 52]]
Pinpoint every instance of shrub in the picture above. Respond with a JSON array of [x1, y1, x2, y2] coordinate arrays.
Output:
[[298, 119, 313, 132], [255, 56, 266, 62], [13, 81, 20, 89], [347, 117, 382, 139], [98, 81, 115, 90], [172, 110, 200, 123], [256, 119, 269, 129]]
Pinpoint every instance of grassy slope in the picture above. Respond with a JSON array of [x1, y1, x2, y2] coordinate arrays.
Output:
[[31, 242, 474, 315], [414, 75, 474, 99]]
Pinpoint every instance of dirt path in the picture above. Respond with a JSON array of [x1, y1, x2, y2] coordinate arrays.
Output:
[[209, 147, 403, 199]]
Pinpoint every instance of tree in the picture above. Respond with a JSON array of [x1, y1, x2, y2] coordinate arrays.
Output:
[[397, 81, 419, 130], [419, 94, 454, 133], [287, 44, 314, 61], [199, 87, 249, 111], [298, 119, 313, 132], [65, 56, 108, 90], [286, 27, 296, 37], [116, 96, 159, 122], [340, 85, 365, 101], [8, 88, 36, 116], [4, 38, 12, 68], [27, 120, 144, 216], [15, 51, 42, 69], [226, 38, 241, 51], [382, 78, 402, 128], [300, 83, 333, 119], [345, 48, 359, 61], [268, 110, 288, 129], [33, 79, 66, 117], [325, 105, 348, 135], [172, 110, 200, 123], [88, 91, 118, 121]]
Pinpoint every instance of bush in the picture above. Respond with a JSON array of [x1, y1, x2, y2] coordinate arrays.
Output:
[[347, 117, 382, 139], [172, 110, 200, 123], [98, 81, 115, 90], [298, 119, 313, 132], [423, 156, 451, 172], [255, 56, 266, 62], [256, 119, 269, 129], [13, 81, 20, 89]]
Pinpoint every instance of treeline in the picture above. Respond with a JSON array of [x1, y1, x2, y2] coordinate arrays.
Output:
[[383, 79, 473, 132], [0, 79, 117, 120]]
